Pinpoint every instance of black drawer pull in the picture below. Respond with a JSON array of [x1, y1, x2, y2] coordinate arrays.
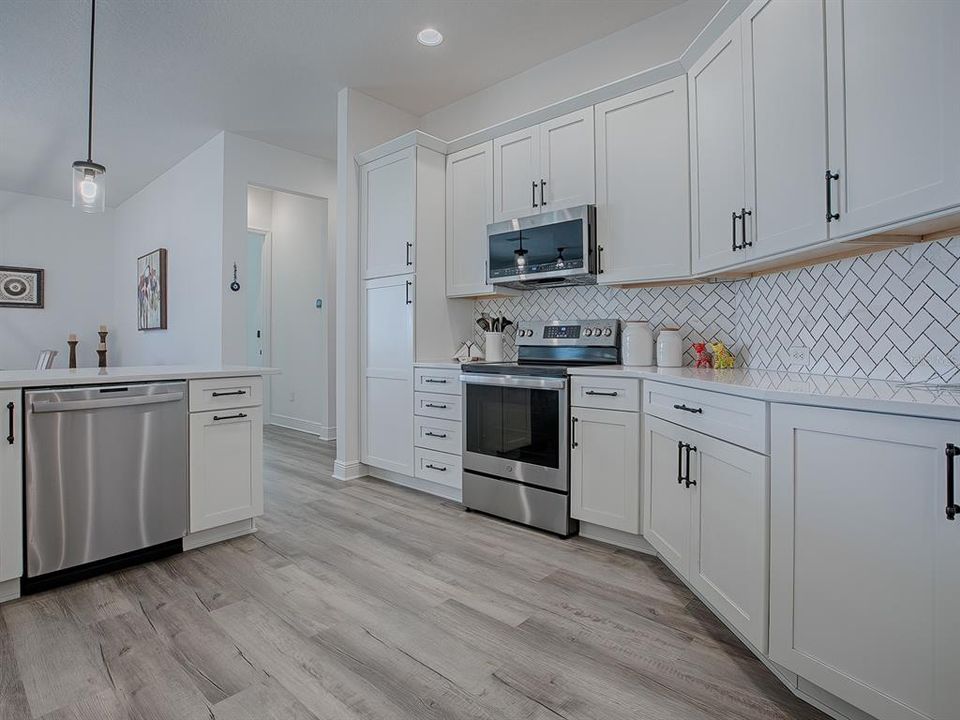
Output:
[[946, 443, 959, 521], [212, 390, 247, 397], [425, 463, 447, 472], [673, 403, 703, 414], [424, 403, 448, 409], [6, 402, 13, 445], [213, 413, 247, 422], [585, 390, 619, 397], [424, 378, 447, 384], [424, 431, 448, 439]]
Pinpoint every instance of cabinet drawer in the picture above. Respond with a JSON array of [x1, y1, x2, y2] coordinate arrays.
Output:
[[415, 367, 461, 396], [643, 380, 767, 453], [190, 377, 263, 412], [415, 392, 462, 421], [414, 448, 462, 490], [571, 376, 640, 412], [414, 416, 461, 455]]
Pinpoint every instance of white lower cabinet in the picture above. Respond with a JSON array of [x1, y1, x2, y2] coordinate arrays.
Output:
[[570, 407, 640, 534], [189, 404, 264, 533], [644, 413, 769, 651], [770, 404, 960, 720], [0, 389, 23, 583]]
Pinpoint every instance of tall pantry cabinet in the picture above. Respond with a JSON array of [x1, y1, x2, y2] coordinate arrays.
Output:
[[359, 142, 472, 476]]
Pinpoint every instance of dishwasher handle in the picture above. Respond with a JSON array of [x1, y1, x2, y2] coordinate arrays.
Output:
[[31, 391, 184, 414]]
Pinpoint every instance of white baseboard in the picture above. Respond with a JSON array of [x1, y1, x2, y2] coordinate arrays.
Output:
[[183, 518, 256, 551], [269, 415, 336, 440], [366, 466, 462, 503], [0, 578, 20, 604], [333, 459, 368, 481], [579, 522, 657, 555]]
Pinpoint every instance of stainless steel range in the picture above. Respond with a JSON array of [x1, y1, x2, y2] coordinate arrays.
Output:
[[460, 319, 621, 536]]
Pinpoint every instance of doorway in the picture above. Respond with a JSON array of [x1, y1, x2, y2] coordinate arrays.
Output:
[[244, 229, 272, 407]]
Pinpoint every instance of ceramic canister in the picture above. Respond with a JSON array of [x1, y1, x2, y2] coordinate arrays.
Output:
[[656, 327, 683, 367], [485, 331, 504, 363], [622, 321, 655, 366]]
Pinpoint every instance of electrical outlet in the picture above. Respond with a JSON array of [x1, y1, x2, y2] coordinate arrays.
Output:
[[787, 345, 810, 366]]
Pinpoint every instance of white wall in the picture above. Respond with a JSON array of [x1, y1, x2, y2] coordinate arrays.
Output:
[[0, 191, 115, 370], [246, 186, 273, 230], [335, 88, 420, 479], [112, 133, 225, 366], [419, 0, 723, 140]]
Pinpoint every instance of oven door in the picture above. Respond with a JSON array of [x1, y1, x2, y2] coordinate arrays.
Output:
[[461, 374, 568, 492]]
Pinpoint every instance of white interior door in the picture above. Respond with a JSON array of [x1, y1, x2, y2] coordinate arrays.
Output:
[[539, 108, 595, 212], [826, 0, 960, 239], [689, 21, 748, 274], [642, 415, 691, 576], [360, 147, 417, 279], [446, 142, 494, 297], [493, 126, 540, 222], [361, 274, 415, 475], [743, 0, 829, 259], [595, 77, 690, 283], [770, 403, 959, 720]]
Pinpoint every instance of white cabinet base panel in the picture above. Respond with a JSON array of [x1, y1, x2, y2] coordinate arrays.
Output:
[[578, 522, 656, 555], [0, 578, 19, 604], [367, 466, 462, 503], [183, 519, 257, 551]]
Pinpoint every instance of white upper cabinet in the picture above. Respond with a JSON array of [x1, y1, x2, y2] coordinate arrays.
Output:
[[446, 142, 494, 297], [493, 108, 595, 223], [493, 126, 540, 222], [743, 0, 829, 260], [361, 274, 415, 476], [595, 77, 690, 283], [770, 404, 960, 720], [0, 389, 22, 584], [826, 0, 960, 240], [539, 108, 595, 212], [361, 146, 417, 279], [689, 21, 749, 275]]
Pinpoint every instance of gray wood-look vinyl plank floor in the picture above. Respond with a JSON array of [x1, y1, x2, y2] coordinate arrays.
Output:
[[0, 425, 830, 720]]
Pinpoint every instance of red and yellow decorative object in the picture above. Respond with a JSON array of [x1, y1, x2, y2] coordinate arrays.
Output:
[[692, 342, 713, 369], [711, 341, 736, 369]]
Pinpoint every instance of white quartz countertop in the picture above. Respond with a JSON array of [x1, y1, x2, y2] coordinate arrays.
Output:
[[414, 361, 463, 370], [0, 365, 278, 390], [568, 365, 960, 421]]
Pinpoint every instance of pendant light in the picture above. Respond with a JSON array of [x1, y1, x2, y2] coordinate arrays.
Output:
[[72, 0, 106, 213]]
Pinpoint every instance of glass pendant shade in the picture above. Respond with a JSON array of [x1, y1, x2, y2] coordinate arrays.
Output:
[[72, 161, 105, 213]]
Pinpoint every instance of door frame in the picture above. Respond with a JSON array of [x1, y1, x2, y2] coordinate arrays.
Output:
[[247, 227, 273, 421]]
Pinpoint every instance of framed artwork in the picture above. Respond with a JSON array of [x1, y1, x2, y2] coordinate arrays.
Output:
[[0, 266, 44, 308], [137, 248, 167, 330]]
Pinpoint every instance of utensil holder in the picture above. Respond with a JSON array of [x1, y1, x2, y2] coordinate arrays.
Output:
[[485, 332, 504, 363]]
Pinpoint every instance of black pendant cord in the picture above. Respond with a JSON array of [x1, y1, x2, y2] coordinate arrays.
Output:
[[86, 0, 96, 162]]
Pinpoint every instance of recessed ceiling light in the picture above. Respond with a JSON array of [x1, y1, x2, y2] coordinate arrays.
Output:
[[417, 28, 443, 47]]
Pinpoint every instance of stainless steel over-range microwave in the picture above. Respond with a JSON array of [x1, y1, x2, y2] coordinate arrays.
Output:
[[487, 205, 597, 290]]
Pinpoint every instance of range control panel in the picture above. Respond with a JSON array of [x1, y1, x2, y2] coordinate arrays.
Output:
[[516, 319, 620, 347]]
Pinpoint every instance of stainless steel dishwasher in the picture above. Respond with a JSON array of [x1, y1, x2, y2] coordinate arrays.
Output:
[[24, 382, 188, 590]]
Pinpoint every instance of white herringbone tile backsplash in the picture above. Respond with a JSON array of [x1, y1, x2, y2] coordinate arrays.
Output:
[[475, 236, 960, 383]]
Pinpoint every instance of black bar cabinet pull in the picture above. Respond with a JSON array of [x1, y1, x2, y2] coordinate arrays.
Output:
[[424, 403, 448, 409], [406, 242, 413, 266], [732, 210, 741, 251], [6, 402, 13, 445], [677, 441, 685, 485], [540, 179, 547, 206], [597, 245, 604, 274], [424, 378, 447, 384], [532, 181, 538, 208], [585, 390, 619, 397], [740, 208, 752, 247], [425, 464, 447, 472], [405, 280, 412, 305], [684, 444, 698, 488], [424, 431, 447, 439], [673, 403, 703, 414], [213, 413, 247, 422], [946, 443, 960, 520], [825, 170, 840, 222], [571, 416, 579, 449], [212, 390, 247, 397]]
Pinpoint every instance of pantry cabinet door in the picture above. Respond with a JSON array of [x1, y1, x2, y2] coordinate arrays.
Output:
[[0, 389, 22, 583], [770, 403, 960, 720], [689, 429, 769, 652], [539, 108, 595, 212], [642, 415, 691, 576], [361, 275, 415, 476], [689, 21, 749, 274], [826, 0, 960, 240], [360, 147, 417, 279], [595, 77, 690, 283], [743, 0, 829, 260], [493, 126, 540, 222], [570, 408, 640, 534], [446, 142, 494, 297]]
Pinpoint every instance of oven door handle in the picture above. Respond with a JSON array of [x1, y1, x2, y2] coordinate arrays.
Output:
[[460, 374, 566, 390]]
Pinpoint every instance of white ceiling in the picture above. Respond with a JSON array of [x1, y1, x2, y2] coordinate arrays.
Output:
[[0, 0, 685, 206]]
